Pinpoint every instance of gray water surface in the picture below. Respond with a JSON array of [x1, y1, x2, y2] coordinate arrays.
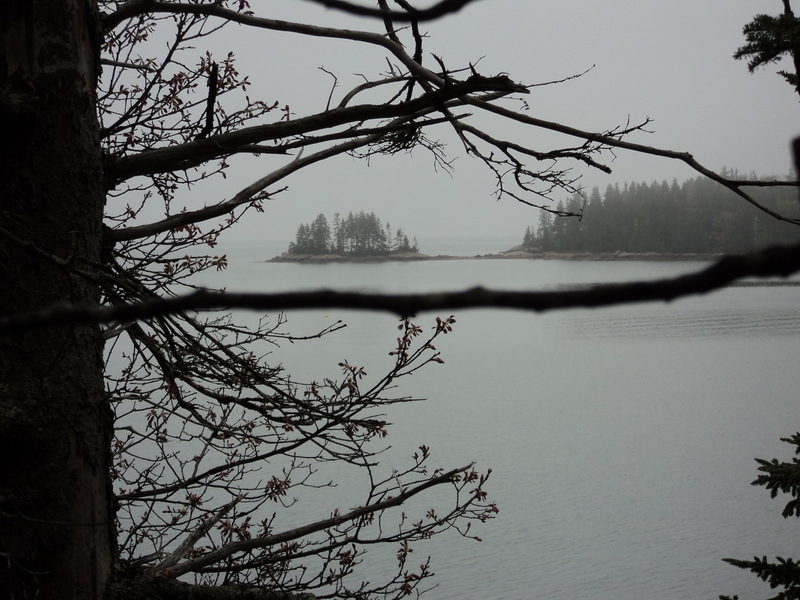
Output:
[[196, 255, 800, 600]]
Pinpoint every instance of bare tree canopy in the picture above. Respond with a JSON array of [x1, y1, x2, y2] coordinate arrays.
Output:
[[1, 1, 798, 600]]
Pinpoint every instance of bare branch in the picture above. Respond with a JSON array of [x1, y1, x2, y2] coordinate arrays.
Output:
[[4, 244, 800, 335], [100, 58, 157, 72], [149, 495, 242, 573], [195, 62, 219, 140], [465, 96, 800, 224], [108, 113, 448, 242], [105, 84, 480, 184], [101, 2, 444, 86], [150, 464, 472, 579], [299, 0, 479, 22], [377, 0, 402, 45], [102, 0, 481, 32]]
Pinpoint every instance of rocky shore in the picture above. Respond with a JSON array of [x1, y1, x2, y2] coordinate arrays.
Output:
[[268, 247, 722, 263]]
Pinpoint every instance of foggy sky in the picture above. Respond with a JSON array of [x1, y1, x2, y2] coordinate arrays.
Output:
[[193, 1, 800, 254]]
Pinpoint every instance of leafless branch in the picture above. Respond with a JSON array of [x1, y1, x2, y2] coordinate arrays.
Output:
[[101, 2, 444, 86], [100, 58, 157, 72], [299, 0, 479, 22], [104, 83, 487, 184], [102, 0, 481, 32], [466, 96, 800, 223], [195, 62, 219, 140], [108, 113, 456, 241], [148, 495, 242, 573], [4, 243, 799, 335], [150, 463, 472, 579]]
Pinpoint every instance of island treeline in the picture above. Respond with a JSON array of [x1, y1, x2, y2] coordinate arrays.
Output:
[[288, 212, 419, 256], [523, 174, 800, 254]]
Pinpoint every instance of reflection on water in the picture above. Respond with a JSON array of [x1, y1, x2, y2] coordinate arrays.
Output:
[[197, 255, 800, 600]]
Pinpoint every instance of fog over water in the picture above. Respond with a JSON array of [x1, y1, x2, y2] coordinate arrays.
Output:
[[195, 245, 800, 600], [157, 2, 800, 248]]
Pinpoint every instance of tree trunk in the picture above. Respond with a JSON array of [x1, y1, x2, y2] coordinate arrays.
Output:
[[0, 1, 112, 599]]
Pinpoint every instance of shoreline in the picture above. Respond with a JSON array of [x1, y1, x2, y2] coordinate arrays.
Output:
[[267, 250, 723, 263]]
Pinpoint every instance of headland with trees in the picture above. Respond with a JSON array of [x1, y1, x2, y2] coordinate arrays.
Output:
[[521, 174, 800, 256]]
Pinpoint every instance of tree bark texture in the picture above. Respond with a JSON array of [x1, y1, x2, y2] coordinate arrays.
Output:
[[0, 1, 112, 599]]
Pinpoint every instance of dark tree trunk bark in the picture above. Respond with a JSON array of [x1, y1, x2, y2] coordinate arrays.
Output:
[[0, 1, 113, 599]]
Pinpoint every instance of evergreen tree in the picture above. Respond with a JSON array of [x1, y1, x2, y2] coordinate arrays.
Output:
[[537, 209, 554, 250], [720, 433, 800, 600], [581, 187, 605, 251], [522, 225, 536, 248], [394, 228, 407, 252], [734, 4, 800, 97], [550, 201, 567, 251], [561, 193, 585, 251], [385, 221, 393, 251], [309, 213, 331, 254], [722, 9, 800, 597], [332, 212, 344, 254], [288, 223, 312, 254]]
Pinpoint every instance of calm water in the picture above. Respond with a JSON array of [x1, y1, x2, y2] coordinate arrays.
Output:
[[195, 247, 800, 600]]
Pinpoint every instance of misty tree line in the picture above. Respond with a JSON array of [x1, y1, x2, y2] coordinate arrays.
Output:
[[523, 173, 800, 254], [288, 211, 419, 256]]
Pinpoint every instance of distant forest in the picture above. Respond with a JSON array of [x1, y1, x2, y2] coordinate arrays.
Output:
[[523, 173, 800, 254], [288, 212, 419, 256]]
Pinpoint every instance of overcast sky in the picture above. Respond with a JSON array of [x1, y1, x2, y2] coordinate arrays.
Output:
[[190, 1, 800, 255]]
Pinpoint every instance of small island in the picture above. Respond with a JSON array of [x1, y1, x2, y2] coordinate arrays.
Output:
[[272, 212, 423, 262]]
